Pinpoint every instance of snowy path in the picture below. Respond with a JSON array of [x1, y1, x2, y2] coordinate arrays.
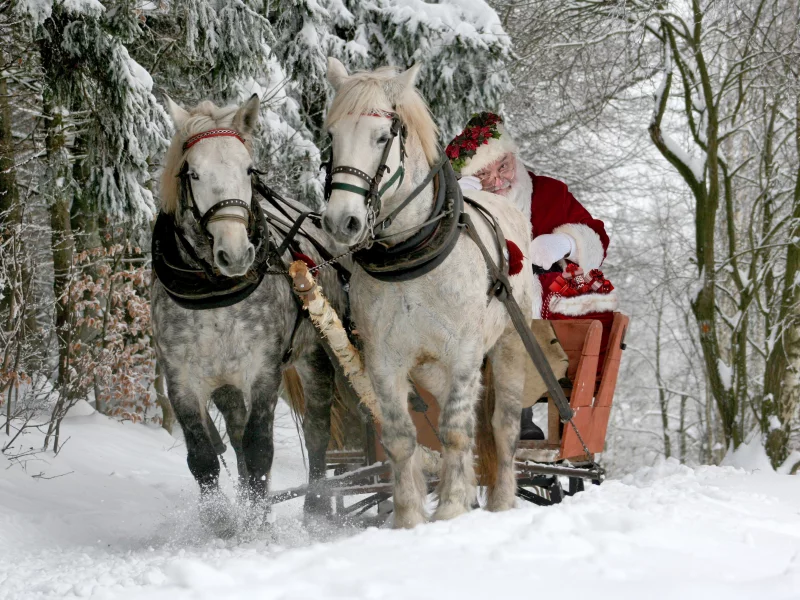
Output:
[[2, 403, 799, 600]]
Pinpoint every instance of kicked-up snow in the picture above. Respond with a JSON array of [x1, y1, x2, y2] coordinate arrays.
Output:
[[1, 402, 799, 599]]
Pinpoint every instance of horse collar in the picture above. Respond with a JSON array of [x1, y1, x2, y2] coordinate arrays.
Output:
[[353, 161, 464, 282]]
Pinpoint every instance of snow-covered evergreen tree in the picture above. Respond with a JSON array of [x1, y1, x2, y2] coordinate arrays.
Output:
[[136, 0, 511, 207], [265, 0, 511, 204], [271, 0, 511, 140], [17, 0, 170, 225]]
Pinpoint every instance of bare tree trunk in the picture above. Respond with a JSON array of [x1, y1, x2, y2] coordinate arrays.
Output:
[[655, 295, 671, 458], [763, 97, 800, 466], [649, 14, 740, 451], [41, 46, 75, 450], [0, 47, 18, 224], [679, 394, 688, 463], [0, 44, 21, 317]]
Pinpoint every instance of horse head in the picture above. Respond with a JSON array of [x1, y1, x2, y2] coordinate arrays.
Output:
[[162, 95, 260, 277], [322, 58, 439, 246]]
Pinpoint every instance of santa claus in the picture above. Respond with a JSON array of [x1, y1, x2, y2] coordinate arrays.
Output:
[[446, 112, 618, 439]]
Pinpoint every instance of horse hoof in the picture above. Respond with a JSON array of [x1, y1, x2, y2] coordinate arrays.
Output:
[[392, 510, 426, 529], [432, 501, 470, 522], [303, 493, 333, 519], [199, 492, 238, 538], [485, 497, 517, 512]]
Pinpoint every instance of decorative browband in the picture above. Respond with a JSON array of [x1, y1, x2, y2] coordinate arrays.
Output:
[[183, 129, 245, 151], [361, 109, 395, 119]]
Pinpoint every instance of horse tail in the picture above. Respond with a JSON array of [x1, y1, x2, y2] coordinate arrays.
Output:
[[282, 366, 306, 422], [475, 359, 498, 491], [282, 365, 347, 450]]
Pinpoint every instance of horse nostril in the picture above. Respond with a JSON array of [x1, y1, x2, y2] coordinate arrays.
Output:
[[216, 250, 231, 268], [344, 216, 361, 234], [246, 246, 255, 264]]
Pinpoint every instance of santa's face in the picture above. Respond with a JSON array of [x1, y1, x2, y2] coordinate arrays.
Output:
[[474, 152, 517, 196]]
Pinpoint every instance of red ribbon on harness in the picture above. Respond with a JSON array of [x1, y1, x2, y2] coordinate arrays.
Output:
[[183, 129, 246, 152], [506, 240, 524, 276], [290, 250, 317, 270]]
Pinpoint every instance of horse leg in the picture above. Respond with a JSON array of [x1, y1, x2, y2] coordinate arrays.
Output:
[[244, 366, 281, 500], [486, 328, 527, 512], [433, 354, 482, 521], [372, 365, 426, 528], [295, 345, 335, 518], [211, 384, 248, 488], [171, 388, 236, 537]]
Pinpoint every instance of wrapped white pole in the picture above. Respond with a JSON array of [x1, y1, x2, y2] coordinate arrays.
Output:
[[289, 261, 382, 423]]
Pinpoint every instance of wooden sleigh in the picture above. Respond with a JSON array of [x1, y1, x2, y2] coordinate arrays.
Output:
[[305, 312, 629, 516]]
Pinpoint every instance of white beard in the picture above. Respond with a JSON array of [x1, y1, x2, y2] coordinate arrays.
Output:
[[503, 157, 532, 225]]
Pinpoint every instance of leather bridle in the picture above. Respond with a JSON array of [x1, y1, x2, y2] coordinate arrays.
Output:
[[178, 128, 256, 242], [323, 111, 407, 235]]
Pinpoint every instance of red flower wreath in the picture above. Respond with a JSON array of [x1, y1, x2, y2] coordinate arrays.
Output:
[[446, 112, 503, 171]]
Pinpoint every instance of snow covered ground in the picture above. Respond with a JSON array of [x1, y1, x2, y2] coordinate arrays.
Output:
[[2, 402, 799, 600]]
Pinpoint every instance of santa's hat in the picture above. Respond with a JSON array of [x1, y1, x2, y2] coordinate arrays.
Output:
[[446, 112, 518, 176]]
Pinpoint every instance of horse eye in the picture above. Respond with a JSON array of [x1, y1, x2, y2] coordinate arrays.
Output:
[[188, 170, 199, 180], [247, 166, 254, 175], [377, 135, 389, 145]]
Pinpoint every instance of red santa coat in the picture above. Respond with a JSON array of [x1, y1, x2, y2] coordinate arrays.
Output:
[[528, 172, 609, 298], [528, 172, 615, 373]]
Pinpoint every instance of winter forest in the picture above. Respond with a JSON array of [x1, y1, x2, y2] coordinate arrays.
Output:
[[1, 0, 800, 597]]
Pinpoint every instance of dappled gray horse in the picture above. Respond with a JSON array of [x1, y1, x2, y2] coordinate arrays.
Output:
[[151, 96, 346, 534]]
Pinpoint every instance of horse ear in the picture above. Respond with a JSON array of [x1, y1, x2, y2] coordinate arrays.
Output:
[[234, 94, 260, 136], [327, 57, 349, 91], [394, 63, 422, 92], [164, 95, 189, 128]]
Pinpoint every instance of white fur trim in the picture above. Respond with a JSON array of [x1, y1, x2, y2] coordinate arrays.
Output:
[[459, 124, 519, 176], [552, 223, 605, 271], [549, 290, 618, 316], [531, 276, 543, 319]]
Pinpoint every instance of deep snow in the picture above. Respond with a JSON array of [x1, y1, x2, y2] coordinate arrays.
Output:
[[1, 402, 799, 600]]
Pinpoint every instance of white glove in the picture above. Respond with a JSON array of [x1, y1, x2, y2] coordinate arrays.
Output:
[[458, 175, 482, 192], [529, 233, 575, 270]]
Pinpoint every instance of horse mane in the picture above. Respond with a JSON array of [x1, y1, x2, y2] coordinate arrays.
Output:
[[325, 67, 440, 166], [160, 101, 254, 214]]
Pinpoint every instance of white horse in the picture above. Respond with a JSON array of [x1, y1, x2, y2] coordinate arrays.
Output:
[[322, 58, 534, 527]]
